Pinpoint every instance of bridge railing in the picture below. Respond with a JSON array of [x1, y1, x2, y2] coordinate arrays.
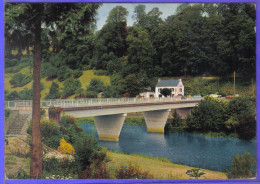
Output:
[[5, 97, 203, 109]]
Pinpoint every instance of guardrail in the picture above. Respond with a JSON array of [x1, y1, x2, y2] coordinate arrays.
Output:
[[5, 97, 204, 109]]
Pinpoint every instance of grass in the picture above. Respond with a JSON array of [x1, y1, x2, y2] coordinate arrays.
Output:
[[182, 76, 256, 97], [105, 149, 227, 179], [5, 156, 17, 165], [77, 116, 147, 127], [5, 69, 111, 99], [76, 117, 94, 124]]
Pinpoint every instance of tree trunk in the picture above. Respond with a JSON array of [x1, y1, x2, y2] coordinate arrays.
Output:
[[30, 17, 43, 179]]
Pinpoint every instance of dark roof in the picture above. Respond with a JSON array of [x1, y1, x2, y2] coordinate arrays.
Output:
[[156, 80, 181, 87]]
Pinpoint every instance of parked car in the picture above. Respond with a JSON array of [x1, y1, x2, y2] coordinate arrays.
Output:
[[210, 94, 221, 98], [193, 95, 202, 98]]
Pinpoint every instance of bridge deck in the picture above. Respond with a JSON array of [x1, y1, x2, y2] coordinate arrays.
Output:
[[60, 100, 201, 111]]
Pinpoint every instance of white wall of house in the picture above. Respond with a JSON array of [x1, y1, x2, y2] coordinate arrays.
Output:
[[155, 82, 184, 98]]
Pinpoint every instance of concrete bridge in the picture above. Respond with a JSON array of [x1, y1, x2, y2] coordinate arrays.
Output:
[[5, 97, 203, 142]]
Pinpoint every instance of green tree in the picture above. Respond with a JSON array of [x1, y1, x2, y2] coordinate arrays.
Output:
[[106, 6, 128, 24], [226, 152, 256, 179], [186, 97, 228, 132], [120, 74, 141, 97], [133, 4, 146, 25], [62, 78, 83, 98], [171, 110, 182, 127], [5, 4, 100, 177], [5, 90, 20, 101], [126, 26, 155, 76], [237, 114, 256, 140], [45, 82, 60, 99], [160, 88, 172, 97], [87, 78, 106, 94], [217, 3, 256, 78], [227, 97, 254, 119]]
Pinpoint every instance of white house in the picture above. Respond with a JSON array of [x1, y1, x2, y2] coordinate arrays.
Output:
[[155, 79, 184, 97]]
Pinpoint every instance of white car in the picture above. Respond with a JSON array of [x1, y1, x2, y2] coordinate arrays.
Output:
[[210, 94, 221, 98]]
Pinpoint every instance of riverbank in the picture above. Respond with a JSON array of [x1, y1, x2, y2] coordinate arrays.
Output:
[[77, 118, 240, 139], [105, 149, 227, 179]]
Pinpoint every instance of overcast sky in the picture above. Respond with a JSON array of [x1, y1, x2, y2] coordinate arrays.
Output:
[[96, 3, 181, 30]]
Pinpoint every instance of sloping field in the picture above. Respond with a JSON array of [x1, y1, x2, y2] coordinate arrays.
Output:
[[5, 68, 110, 99], [106, 151, 227, 179]]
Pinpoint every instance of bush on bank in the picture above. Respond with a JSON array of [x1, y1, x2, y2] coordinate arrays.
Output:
[[180, 97, 256, 140], [27, 114, 109, 179], [226, 152, 256, 179]]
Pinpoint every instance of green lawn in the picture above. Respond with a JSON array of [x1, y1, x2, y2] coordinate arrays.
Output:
[[106, 149, 227, 179]]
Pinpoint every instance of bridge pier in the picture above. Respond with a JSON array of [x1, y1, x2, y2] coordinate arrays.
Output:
[[143, 109, 171, 133], [94, 113, 127, 142]]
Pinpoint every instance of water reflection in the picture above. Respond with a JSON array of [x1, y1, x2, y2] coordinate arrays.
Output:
[[81, 123, 256, 172]]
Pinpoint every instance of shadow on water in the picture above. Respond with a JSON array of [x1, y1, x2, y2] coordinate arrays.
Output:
[[80, 123, 256, 172]]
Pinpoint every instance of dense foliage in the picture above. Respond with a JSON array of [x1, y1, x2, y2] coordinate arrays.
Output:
[[5, 3, 256, 100], [186, 97, 228, 132], [62, 78, 83, 98], [185, 97, 256, 139], [10, 73, 32, 87], [226, 152, 256, 179], [115, 164, 154, 179], [27, 114, 109, 178]]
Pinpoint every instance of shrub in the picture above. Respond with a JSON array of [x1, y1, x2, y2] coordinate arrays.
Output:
[[5, 90, 20, 100], [57, 66, 72, 82], [226, 152, 256, 179], [40, 120, 61, 138], [78, 155, 110, 179], [45, 82, 60, 99], [65, 115, 77, 125], [41, 62, 57, 78], [85, 91, 98, 98], [94, 70, 108, 76], [57, 138, 75, 155], [10, 73, 32, 87], [186, 168, 205, 179], [228, 97, 255, 119], [72, 69, 83, 78], [43, 152, 75, 177], [160, 88, 172, 97], [5, 58, 18, 68], [27, 119, 62, 149], [73, 134, 102, 170], [124, 117, 146, 126], [115, 164, 154, 179], [62, 78, 83, 98], [5, 109, 11, 118], [87, 78, 106, 93], [186, 97, 228, 132], [170, 110, 182, 127], [18, 88, 32, 100], [237, 114, 256, 140]]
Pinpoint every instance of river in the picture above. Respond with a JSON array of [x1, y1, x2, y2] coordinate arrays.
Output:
[[80, 123, 256, 172]]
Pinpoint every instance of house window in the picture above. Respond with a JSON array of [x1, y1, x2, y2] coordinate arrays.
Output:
[[179, 88, 182, 92]]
